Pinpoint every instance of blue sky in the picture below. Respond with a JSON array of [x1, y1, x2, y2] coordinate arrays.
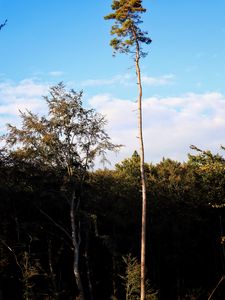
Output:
[[1, 0, 225, 166]]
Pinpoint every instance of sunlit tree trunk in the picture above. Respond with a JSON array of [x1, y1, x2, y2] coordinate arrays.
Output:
[[135, 39, 147, 300]]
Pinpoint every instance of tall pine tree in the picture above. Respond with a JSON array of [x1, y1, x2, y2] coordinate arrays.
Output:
[[105, 1, 151, 299]]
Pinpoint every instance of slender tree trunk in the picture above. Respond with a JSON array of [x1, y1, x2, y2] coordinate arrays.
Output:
[[84, 229, 93, 300], [70, 190, 85, 300], [47, 240, 60, 300], [135, 42, 147, 300]]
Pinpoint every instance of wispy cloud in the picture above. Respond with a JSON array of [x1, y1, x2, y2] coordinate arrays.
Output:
[[0, 79, 48, 98], [142, 74, 175, 86], [80, 73, 133, 87], [48, 71, 65, 77], [185, 65, 198, 73], [81, 78, 117, 87], [81, 73, 175, 87]]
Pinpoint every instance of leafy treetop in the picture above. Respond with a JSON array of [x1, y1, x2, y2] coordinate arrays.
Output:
[[1, 83, 118, 174]]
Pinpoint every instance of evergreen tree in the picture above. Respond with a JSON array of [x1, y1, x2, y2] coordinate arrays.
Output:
[[105, 1, 151, 299]]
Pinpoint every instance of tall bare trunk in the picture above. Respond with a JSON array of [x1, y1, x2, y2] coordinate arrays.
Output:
[[70, 190, 85, 300], [135, 42, 147, 300]]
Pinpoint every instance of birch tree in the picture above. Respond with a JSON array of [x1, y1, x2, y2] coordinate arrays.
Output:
[[105, 1, 151, 299], [2, 83, 118, 300]]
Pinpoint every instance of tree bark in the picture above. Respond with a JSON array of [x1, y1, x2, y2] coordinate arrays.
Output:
[[135, 41, 147, 300], [70, 190, 85, 300]]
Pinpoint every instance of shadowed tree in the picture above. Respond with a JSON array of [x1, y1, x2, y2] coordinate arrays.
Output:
[[1, 83, 119, 300], [105, 1, 151, 299]]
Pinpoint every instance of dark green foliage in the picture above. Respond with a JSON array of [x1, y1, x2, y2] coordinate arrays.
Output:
[[104, 0, 151, 56]]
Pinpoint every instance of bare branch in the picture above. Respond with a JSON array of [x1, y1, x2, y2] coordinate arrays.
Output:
[[0, 19, 7, 31], [0, 239, 23, 275], [38, 208, 72, 242]]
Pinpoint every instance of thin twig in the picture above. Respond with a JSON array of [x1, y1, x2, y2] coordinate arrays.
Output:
[[39, 208, 72, 242], [0, 239, 23, 275], [208, 275, 225, 300], [0, 19, 7, 31]]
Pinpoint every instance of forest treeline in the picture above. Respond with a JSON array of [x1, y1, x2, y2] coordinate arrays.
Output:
[[1, 144, 225, 299], [0, 84, 225, 299]]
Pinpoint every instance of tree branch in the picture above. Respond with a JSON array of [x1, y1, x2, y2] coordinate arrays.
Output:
[[0, 19, 7, 31], [38, 208, 72, 242], [0, 239, 23, 275]]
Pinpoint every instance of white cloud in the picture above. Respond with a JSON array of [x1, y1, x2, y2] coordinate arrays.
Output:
[[89, 92, 225, 167], [0, 79, 47, 98], [0, 79, 48, 133], [1, 79, 224, 168]]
